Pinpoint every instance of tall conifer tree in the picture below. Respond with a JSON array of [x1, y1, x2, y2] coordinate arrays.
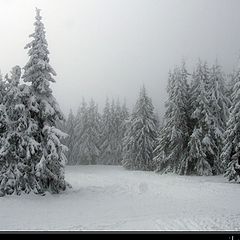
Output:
[[22, 8, 68, 194], [122, 86, 157, 171]]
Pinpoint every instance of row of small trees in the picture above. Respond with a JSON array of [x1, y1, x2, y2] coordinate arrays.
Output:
[[0, 9, 68, 196], [60, 88, 163, 169], [59, 98, 130, 165]]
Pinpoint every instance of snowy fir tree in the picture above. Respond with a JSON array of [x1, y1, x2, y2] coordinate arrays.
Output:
[[0, 66, 24, 195], [84, 99, 101, 165], [118, 101, 129, 163], [185, 61, 224, 175], [108, 99, 122, 165], [0, 66, 41, 196], [106, 99, 128, 165], [22, 8, 68, 194], [154, 63, 191, 174], [63, 109, 76, 165], [210, 63, 230, 134], [208, 63, 230, 173], [122, 86, 158, 171], [221, 63, 240, 182], [185, 62, 213, 175], [99, 98, 114, 165], [71, 99, 88, 164], [70, 102, 82, 165]]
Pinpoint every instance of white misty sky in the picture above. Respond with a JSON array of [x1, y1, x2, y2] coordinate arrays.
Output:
[[0, 0, 240, 117]]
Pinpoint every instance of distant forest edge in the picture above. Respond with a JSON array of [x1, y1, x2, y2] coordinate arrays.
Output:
[[59, 59, 240, 182]]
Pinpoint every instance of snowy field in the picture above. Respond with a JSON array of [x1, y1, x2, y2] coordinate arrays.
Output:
[[0, 165, 240, 231]]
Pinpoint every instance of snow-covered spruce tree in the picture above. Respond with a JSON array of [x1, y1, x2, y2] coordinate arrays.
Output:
[[107, 99, 129, 165], [210, 63, 230, 134], [0, 66, 24, 196], [0, 66, 41, 196], [118, 101, 129, 164], [209, 63, 230, 173], [153, 70, 175, 173], [22, 8, 68, 194], [220, 64, 240, 182], [84, 99, 101, 165], [63, 109, 76, 165], [108, 100, 117, 164], [71, 99, 88, 165], [186, 61, 221, 176], [122, 86, 158, 171], [109, 99, 122, 165], [99, 98, 114, 165], [154, 63, 191, 174], [186, 62, 212, 175]]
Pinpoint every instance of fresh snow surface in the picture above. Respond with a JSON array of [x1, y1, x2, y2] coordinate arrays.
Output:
[[0, 165, 240, 231]]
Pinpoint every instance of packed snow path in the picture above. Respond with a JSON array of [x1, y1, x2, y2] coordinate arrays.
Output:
[[0, 165, 240, 231]]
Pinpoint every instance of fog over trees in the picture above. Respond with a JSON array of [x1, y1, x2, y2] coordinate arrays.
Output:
[[1, 0, 240, 234], [1, 6, 240, 198]]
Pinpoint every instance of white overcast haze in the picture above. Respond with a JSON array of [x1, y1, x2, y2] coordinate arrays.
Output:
[[0, 0, 240, 117]]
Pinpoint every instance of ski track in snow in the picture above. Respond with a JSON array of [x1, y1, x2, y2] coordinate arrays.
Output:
[[0, 165, 240, 231]]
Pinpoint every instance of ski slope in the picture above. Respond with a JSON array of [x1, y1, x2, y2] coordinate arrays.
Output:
[[0, 165, 239, 231]]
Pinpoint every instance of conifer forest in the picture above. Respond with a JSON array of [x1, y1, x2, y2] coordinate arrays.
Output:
[[0, 0, 240, 233]]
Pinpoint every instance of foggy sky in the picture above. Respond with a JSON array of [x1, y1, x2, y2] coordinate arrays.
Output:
[[1, 0, 240, 117]]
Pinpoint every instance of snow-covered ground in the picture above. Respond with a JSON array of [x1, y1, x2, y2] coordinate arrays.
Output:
[[0, 165, 240, 231]]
